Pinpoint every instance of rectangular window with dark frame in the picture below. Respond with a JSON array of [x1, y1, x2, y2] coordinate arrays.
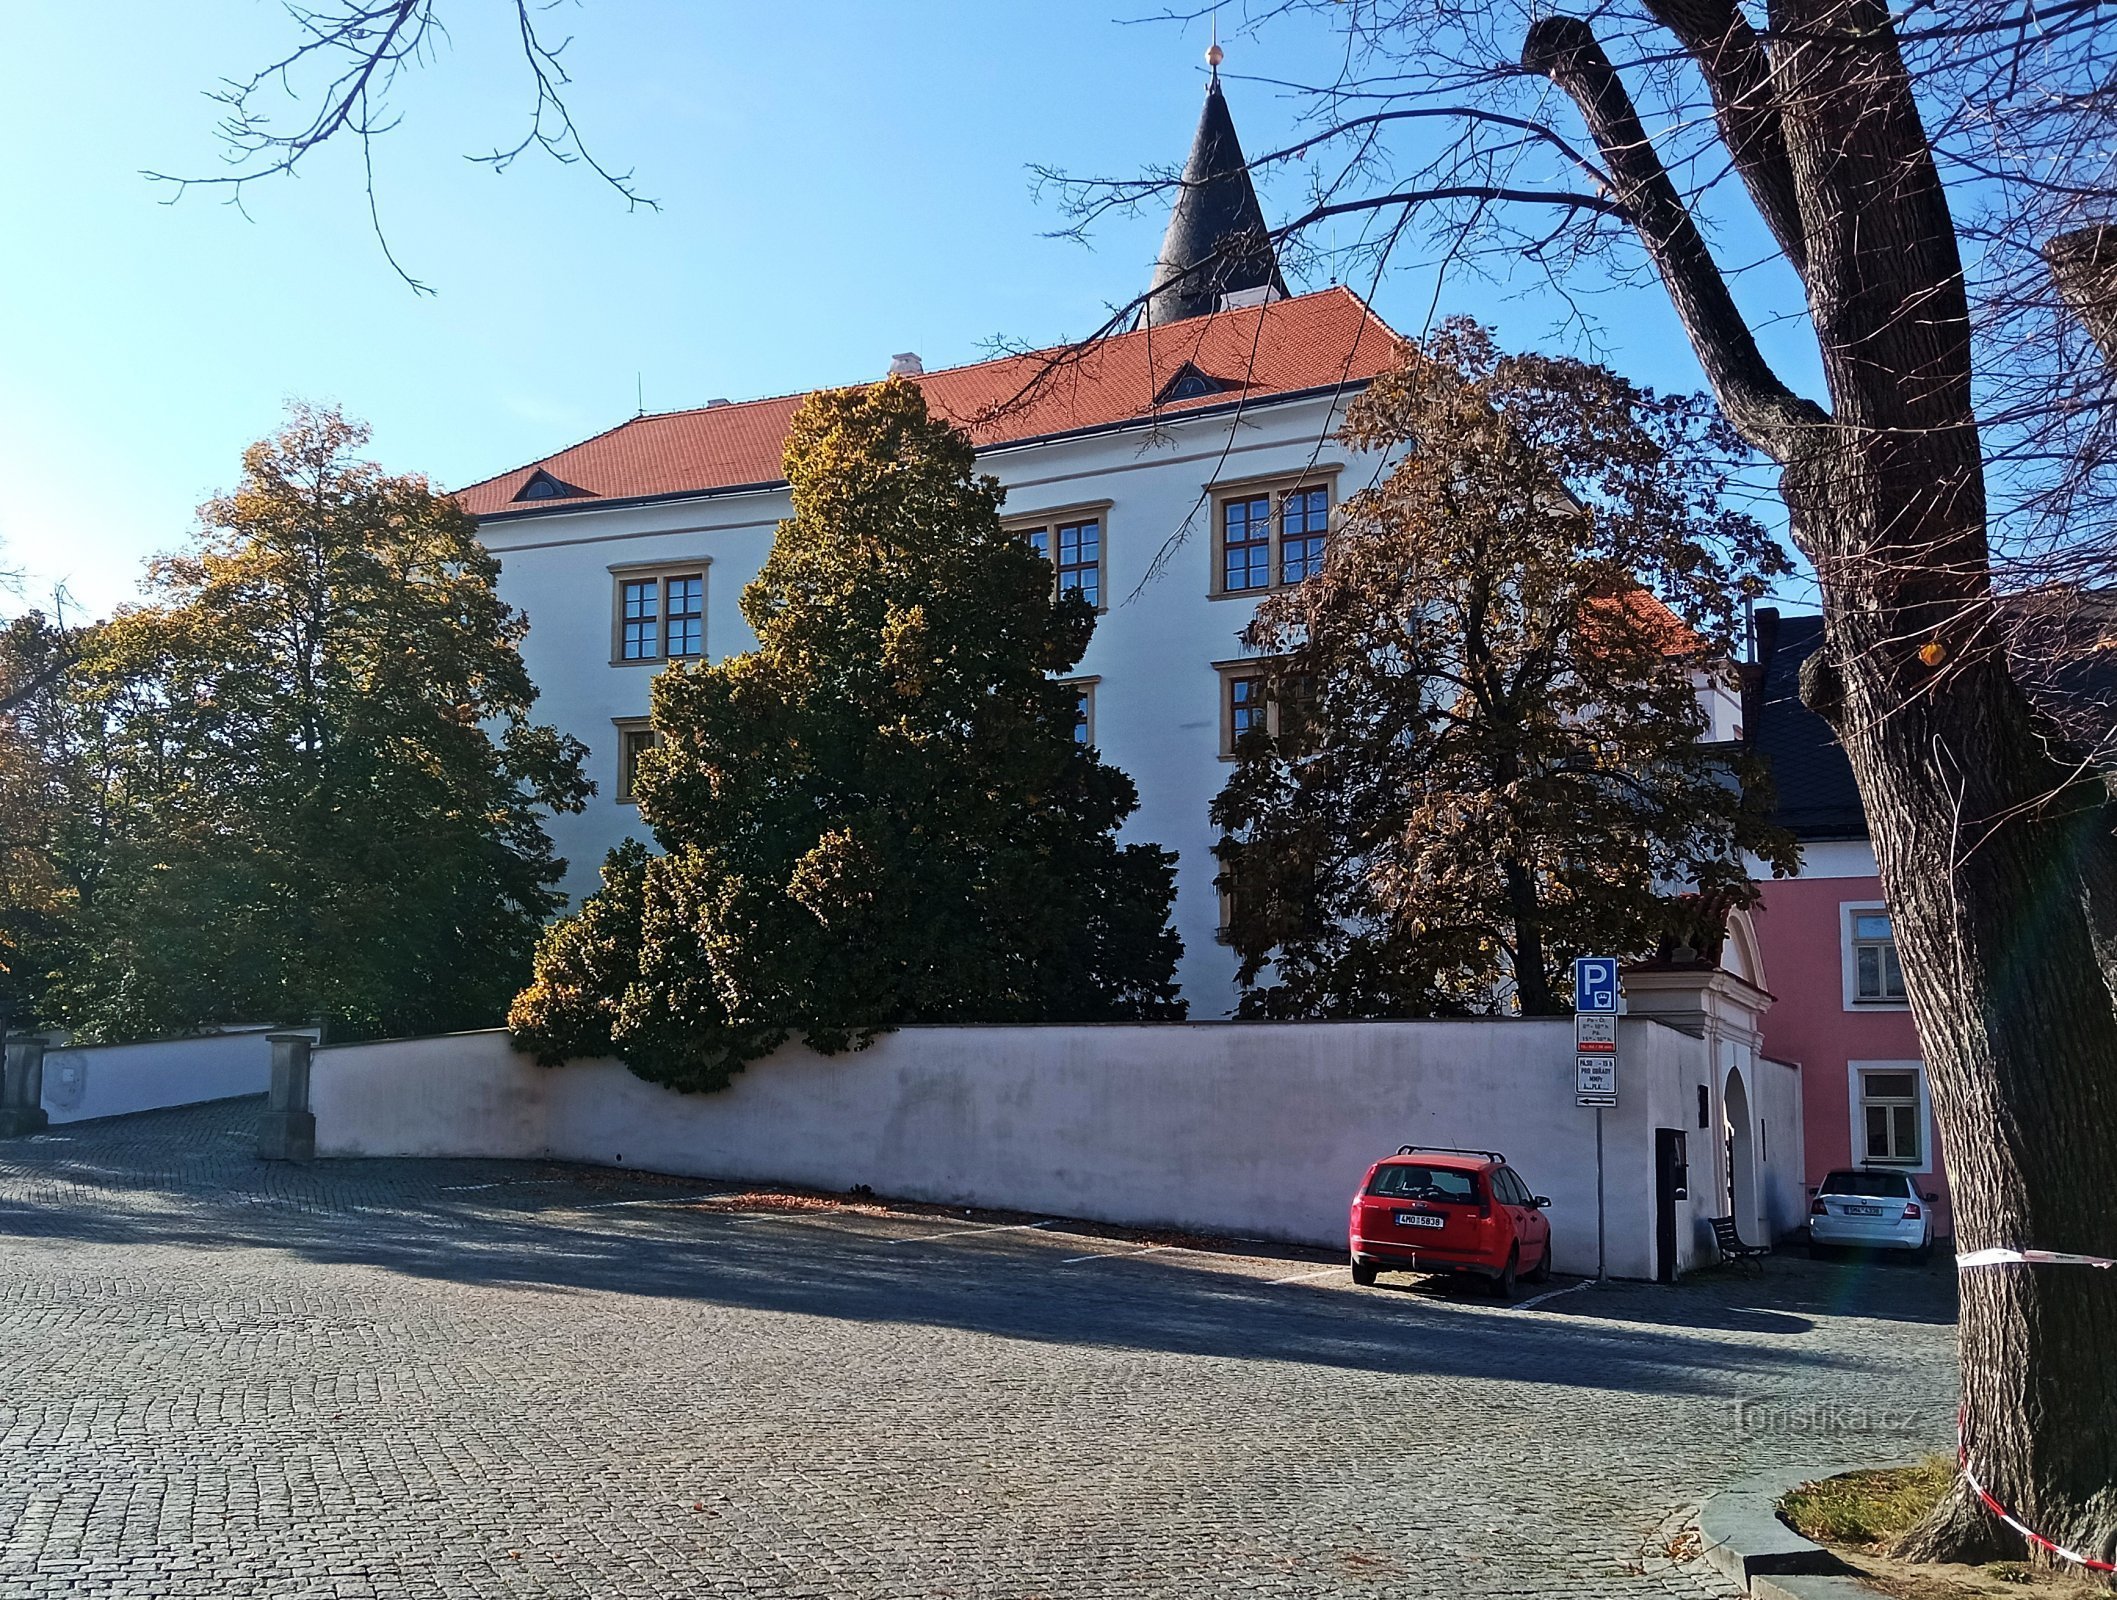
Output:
[[1217, 663, 1311, 756], [1222, 496, 1272, 592], [1212, 480, 1336, 596], [1851, 910, 1906, 1002], [1071, 682, 1095, 747], [1280, 486, 1329, 584], [1025, 517, 1106, 610], [616, 723, 658, 804], [665, 575, 705, 658], [620, 579, 660, 661], [1229, 674, 1267, 745], [1859, 1069, 1922, 1164], [615, 570, 706, 664], [1055, 519, 1101, 609]]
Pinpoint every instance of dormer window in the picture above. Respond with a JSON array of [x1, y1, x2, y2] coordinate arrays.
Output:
[[1155, 363, 1224, 405], [514, 469, 591, 503]]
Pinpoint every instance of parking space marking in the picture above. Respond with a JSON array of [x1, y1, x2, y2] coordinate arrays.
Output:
[[884, 1220, 1058, 1244], [577, 1194, 731, 1211], [1057, 1242, 1177, 1266], [1513, 1280, 1594, 1312], [1268, 1264, 1346, 1286], [720, 1209, 906, 1232]]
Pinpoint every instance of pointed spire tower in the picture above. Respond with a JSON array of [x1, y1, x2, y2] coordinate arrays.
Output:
[[1139, 40, 1289, 327]]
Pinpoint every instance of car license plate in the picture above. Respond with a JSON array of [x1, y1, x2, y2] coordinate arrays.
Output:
[[1847, 1204, 1884, 1216], [1395, 1211, 1445, 1229]]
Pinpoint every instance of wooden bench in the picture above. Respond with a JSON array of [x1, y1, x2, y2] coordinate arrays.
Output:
[[1710, 1215, 1769, 1270]]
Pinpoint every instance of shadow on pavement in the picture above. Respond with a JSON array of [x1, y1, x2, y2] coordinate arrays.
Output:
[[0, 1099, 1956, 1400]]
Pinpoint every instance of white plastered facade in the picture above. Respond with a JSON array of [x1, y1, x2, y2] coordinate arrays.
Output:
[[480, 393, 1388, 1014]]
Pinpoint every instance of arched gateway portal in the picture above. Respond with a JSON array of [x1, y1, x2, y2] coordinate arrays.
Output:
[[1723, 1063, 1760, 1241]]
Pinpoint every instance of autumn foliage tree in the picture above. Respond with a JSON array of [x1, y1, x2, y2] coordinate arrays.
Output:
[[1214, 324, 1795, 1017], [58, 406, 589, 1041], [509, 379, 1184, 1091], [0, 609, 84, 1029]]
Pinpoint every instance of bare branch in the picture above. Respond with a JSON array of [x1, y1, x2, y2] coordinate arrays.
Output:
[[1640, 0, 1809, 275], [143, 1, 653, 292], [1522, 15, 1827, 458]]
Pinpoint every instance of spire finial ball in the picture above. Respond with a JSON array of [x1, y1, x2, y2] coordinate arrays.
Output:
[[1206, 42, 1224, 70]]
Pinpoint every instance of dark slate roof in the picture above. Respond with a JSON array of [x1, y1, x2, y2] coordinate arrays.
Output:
[[1140, 78, 1290, 328], [1749, 608, 1869, 841], [1750, 594, 2117, 843]]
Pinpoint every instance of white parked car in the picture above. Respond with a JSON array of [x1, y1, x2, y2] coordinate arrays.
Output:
[[1807, 1168, 1937, 1259]]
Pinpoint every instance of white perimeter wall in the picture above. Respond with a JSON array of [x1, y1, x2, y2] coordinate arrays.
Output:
[[315, 1018, 1723, 1280], [40, 1029, 305, 1124], [1751, 1055, 1807, 1237]]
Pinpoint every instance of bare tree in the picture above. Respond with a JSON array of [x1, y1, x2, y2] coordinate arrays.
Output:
[[1041, 0, 2117, 1570], [150, 1, 652, 291]]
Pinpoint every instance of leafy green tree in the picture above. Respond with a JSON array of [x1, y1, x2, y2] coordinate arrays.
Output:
[[1214, 321, 1797, 1017], [58, 405, 589, 1041], [0, 609, 86, 1030], [511, 378, 1183, 1090]]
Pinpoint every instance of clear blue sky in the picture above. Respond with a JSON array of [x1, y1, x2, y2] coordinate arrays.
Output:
[[0, 2, 1820, 617]]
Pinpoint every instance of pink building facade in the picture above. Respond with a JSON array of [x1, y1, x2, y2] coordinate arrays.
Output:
[[1745, 612, 1951, 1233]]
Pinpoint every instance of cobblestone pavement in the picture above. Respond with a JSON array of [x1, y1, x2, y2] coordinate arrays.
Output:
[[0, 1099, 1957, 1599]]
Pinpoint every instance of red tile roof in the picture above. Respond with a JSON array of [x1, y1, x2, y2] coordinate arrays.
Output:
[[1593, 586, 1709, 656], [456, 287, 1403, 519]]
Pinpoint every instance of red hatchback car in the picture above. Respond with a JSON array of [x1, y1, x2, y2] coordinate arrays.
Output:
[[1348, 1146, 1555, 1296]]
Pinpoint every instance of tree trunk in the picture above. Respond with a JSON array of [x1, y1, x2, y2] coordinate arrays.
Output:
[[1767, 0, 2117, 1562], [1503, 856, 1557, 1014], [1528, 0, 2117, 1564], [2043, 227, 2117, 367], [1790, 458, 2117, 1569]]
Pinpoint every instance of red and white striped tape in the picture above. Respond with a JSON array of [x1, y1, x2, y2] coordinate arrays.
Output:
[[1949, 1249, 2117, 1570], [1957, 1246, 2117, 1270], [1958, 1453, 2115, 1573]]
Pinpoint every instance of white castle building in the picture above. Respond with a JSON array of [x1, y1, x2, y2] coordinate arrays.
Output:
[[456, 73, 1737, 1013]]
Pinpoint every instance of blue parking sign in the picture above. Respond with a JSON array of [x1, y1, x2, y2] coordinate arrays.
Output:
[[1573, 957, 1619, 1013]]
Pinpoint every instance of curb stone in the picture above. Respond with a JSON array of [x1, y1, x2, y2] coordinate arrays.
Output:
[[1699, 1462, 1902, 1596], [1752, 1576, 1887, 1600]]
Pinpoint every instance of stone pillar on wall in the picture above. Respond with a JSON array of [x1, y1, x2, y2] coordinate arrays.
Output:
[[257, 1033, 316, 1162], [0, 1036, 49, 1136]]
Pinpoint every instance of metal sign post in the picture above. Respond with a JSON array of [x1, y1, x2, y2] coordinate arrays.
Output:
[[1572, 958, 1620, 1283]]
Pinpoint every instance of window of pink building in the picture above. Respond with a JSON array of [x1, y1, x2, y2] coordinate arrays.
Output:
[[1859, 1068, 1922, 1164]]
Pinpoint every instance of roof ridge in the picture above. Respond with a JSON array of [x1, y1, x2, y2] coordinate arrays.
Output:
[[622, 286, 1383, 425], [455, 287, 1401, 513], [453, 408, 672, 498]]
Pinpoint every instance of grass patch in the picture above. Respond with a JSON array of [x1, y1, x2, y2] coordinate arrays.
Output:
[[1780, 1458, 1956, 1548]]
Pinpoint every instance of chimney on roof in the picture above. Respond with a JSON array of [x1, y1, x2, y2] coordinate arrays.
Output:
[[1740, 606, 1782, 739], [888, 352, 925, 378]]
